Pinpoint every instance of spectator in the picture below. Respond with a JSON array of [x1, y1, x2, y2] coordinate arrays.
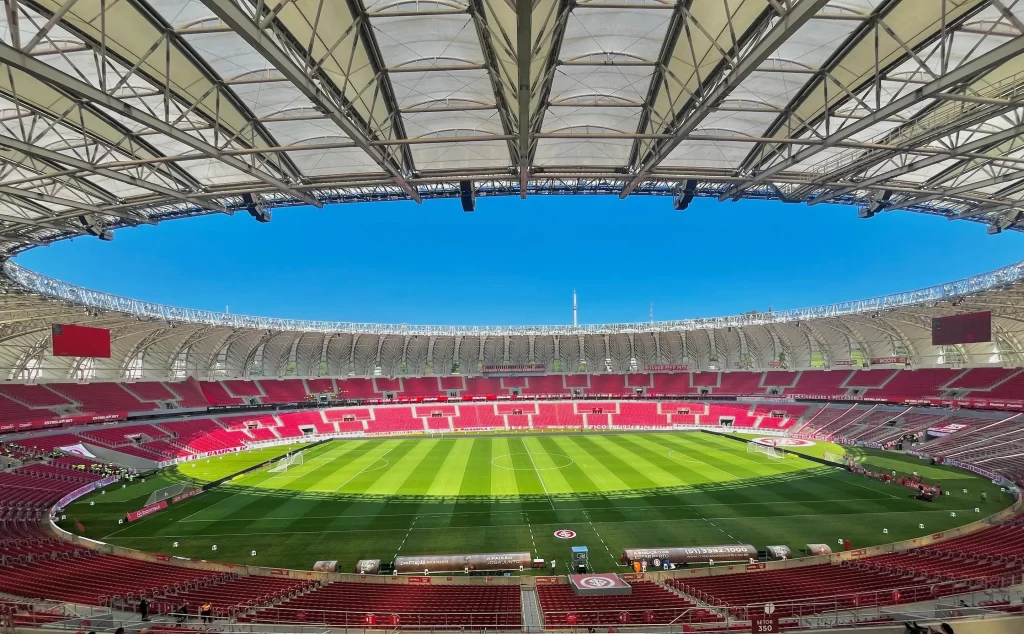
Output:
[[139, 598, 149, 622], [176, 602, 189, 624], [200, 601, 212, 624]]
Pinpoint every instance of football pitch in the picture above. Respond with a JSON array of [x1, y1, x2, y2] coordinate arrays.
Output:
[[64, 431, 1009, 573]]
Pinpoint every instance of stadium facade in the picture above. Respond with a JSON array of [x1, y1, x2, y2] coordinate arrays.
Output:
[[1, 259, 1023, 381]]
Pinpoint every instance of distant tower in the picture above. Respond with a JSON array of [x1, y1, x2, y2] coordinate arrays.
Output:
[[650, 301, 653, 324], [573, 290, 578, 327]]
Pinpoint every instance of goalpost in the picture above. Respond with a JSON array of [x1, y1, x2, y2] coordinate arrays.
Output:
[[747, 441, 785, 460], [269, 450, 305, 473], [145, 482, 191, 506]]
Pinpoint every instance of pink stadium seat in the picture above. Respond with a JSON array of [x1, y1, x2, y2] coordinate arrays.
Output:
[[257, 380, 308, 404], [277, 411, 331, 438], [538, 581, 717, 627], [305, 378, 336, 394], [691, 372, 719, 387], [844, 370, 895, 388], [198, 382, 242, 406], [0, 385, 72, 407], [864, 369, 959, 398], [253, 582, 521, 628], [763, 371, 799, 388], [336, 379, 377, 399], [223, 380, 263, 398], [790, 370, 852, 397], [523, 375, 568, 395], [48, 383, 158, 415], [0, 397, 45, 424], [122, 382, 178, 402], [947, 368, 1018, 390], [588, 375, 626, 394], [166, 381, 210, 408], [651, 373, 693, 395], [368, 407, 424, 433], [401, 378, 444, 398], [463, 377, 505, 396], [716, 372, 764, 394]]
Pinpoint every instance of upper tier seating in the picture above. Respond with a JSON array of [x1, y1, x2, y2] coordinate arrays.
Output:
[[0, 397, 43, 424], [198, 382, 242, 406], [166, 381, 210, 409], [651, 373, 694, 395], [224, 380, 264, 398], [122, 382, 179, 402], [790, 370, 852, 397], [0, 385, 73, 407], [257, 380, 309, 404], [864, 369, 960, 399], [48, 383, 158, 415], [717, 372, 765, 394], [305, 378, 335, 394], [947, 368, 1018, 390]]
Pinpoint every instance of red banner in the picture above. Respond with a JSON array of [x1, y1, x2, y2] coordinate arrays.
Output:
[[52, 324, 111, 358], [645, 365, 691, 372], [767, 361, 785, 368], [0, 412, 126, 434], [125, 500, 167, 522], [833, 360, 859, 366], [407, 576, 432, 584], [534, 577, 560, 585], [171, 488, 204, 504]]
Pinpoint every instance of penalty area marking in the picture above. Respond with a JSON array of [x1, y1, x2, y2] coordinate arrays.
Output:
[[361, 458, 391, 473], [491, 452, 574, 471], [666, 450, 703, 463]]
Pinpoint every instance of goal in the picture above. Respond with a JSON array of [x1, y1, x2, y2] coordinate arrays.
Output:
[[269, 450, 304, 473], [747, 441, 784, 460], [145, 482, 191, 506]]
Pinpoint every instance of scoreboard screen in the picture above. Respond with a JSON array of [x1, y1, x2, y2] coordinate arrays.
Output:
[[931, 311, 992, 346]]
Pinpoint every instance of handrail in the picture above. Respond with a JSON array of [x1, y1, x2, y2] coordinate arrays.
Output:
[[6, 259, 1024, 335]]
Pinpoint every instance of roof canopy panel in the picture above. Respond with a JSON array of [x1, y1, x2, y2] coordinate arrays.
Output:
[[0, 0, 1015, 250]]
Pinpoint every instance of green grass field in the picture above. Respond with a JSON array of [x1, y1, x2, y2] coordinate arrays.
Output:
[[61, 431, 1010, 573]]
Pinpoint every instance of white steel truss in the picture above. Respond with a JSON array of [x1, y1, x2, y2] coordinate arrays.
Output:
[[0, 0, 1018, 251]]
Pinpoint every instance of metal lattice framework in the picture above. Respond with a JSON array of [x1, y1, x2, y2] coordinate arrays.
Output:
[[0, 0, 1018, 252], [3, 259, 1024, 381]]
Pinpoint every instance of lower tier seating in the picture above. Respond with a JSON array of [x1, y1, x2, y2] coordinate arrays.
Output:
[[250, 582, 522, 629]]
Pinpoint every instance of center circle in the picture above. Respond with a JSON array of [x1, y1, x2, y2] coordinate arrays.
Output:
[[491, 452, 574, 471]]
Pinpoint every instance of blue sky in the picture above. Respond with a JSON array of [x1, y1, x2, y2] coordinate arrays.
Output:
[[15, 196, 1024, 325]]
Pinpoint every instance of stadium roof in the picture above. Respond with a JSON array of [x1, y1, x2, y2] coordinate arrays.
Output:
[[0, 0, 1020, 253], [2, 259, 1024, 380]]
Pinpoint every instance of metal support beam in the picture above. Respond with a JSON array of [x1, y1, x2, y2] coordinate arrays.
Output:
[[620, 0, 829, 198], [811, 122, 1024, 205], [200, 0, 422, 203], [0, 41, 322, 209], [721, 36, 1024, 200], [516, 0, 532, 198], [0, 133, 226, 215]]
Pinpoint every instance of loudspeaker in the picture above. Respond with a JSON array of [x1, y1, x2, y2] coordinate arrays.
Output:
[[460, 180, 475, 212]]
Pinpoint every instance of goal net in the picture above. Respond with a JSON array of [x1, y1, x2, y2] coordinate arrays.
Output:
[[747, 441, 784, 460], [269, 451, 304, 473], [145, 482, 190, 507]]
